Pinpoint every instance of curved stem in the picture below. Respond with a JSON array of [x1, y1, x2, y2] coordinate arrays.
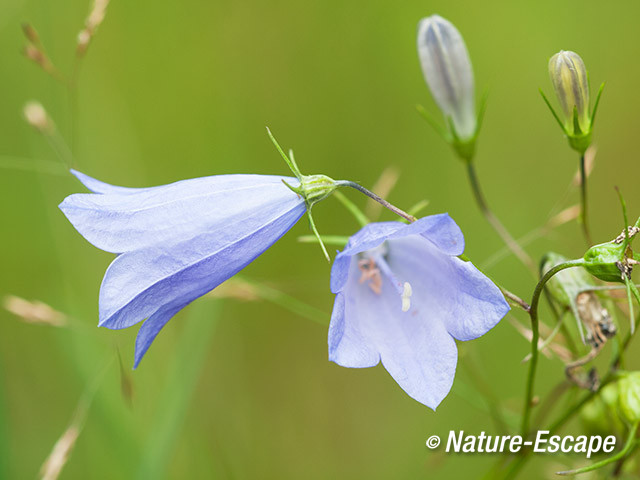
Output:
[[556, 422, 638, 476], [466, 163, 537, 275], [579, 154, 592, 245], [521, 259, 585, 438], [336, 181, 416, 223], [503, 312, 640, 480]]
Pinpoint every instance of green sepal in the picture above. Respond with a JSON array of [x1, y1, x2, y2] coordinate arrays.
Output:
[[416, 104, 451, 142], [567, 131, 592, 155], [591, 82, 605, 128], [448, 117, 476, 163], [267, 127, 338, 261], [539, 88, 566, 132]]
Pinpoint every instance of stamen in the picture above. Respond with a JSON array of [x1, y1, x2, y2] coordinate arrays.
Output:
[[402, 282, 413, 312]]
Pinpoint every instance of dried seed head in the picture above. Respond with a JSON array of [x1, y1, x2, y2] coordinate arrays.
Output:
[[22, 23, 40, 44], [77, 0, 110, 57]]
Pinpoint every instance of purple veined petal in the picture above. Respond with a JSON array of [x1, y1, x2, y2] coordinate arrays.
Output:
[[98, 199, 306, 330], [69, 169, 150, 195], [387, 235, 509, 341], [329, 256, 458, 409], [330, 214, 463, 293], [60, 173, 302, 253]]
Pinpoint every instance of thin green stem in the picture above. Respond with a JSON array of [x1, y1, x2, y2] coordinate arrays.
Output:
[[503, 311, 640, 480], [521, 259, 585, 438], [466, 163, 537, 275], [579, 154, 592, 245], [336, 180, 416, 223], [556, 422, 638, 476]]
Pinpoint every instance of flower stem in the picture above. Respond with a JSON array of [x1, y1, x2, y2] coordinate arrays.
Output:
[[499, 287, 531, 313], [521, 259, 585, 438], [500, 310, 640, 480], [336, 181, 416, 223], [556, 422, 638, 476], [579, 154, 592, 245], [466, 162, 536, 275]]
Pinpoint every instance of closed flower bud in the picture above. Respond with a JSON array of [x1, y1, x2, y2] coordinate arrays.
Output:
[[417, 15, 476, 142], [619, 372, 640, 424], [549, 51, 590, 135]]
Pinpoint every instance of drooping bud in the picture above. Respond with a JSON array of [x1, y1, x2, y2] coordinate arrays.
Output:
[[417, 15, 477, 148], [619, 372, 640, 424], [549, 51, 590, 135]]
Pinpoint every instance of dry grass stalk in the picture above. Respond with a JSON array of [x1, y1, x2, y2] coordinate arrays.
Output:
[[365, 167, 400, 220], [77, 0, 111, 57], [3, 295, 66, 327], [23, 102, 54, 134], [39, 426, 80, 480]]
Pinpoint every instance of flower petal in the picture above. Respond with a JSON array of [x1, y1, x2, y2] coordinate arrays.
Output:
[[389, 235, 509, 341], [69, 169, 148, 195], [328, 293, 379, 368], [60, 173, 302, 253], [98, 200, 306, 329], [329, 256, 457, 409], [330, 214, 463, 293], [133, 304, 184, 368]]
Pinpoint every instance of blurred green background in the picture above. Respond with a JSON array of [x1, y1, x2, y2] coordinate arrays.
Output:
[[2, 0, 640, 478]]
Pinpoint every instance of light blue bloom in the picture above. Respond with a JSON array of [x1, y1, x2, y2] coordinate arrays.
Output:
[[60, 170, 307, 367], [328, 214, 509, 409]]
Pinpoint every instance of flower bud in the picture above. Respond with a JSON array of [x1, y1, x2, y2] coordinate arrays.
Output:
[[417, 15, 476, 142], [619, 372, 640, 424], [548, 51, 590, 136]]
